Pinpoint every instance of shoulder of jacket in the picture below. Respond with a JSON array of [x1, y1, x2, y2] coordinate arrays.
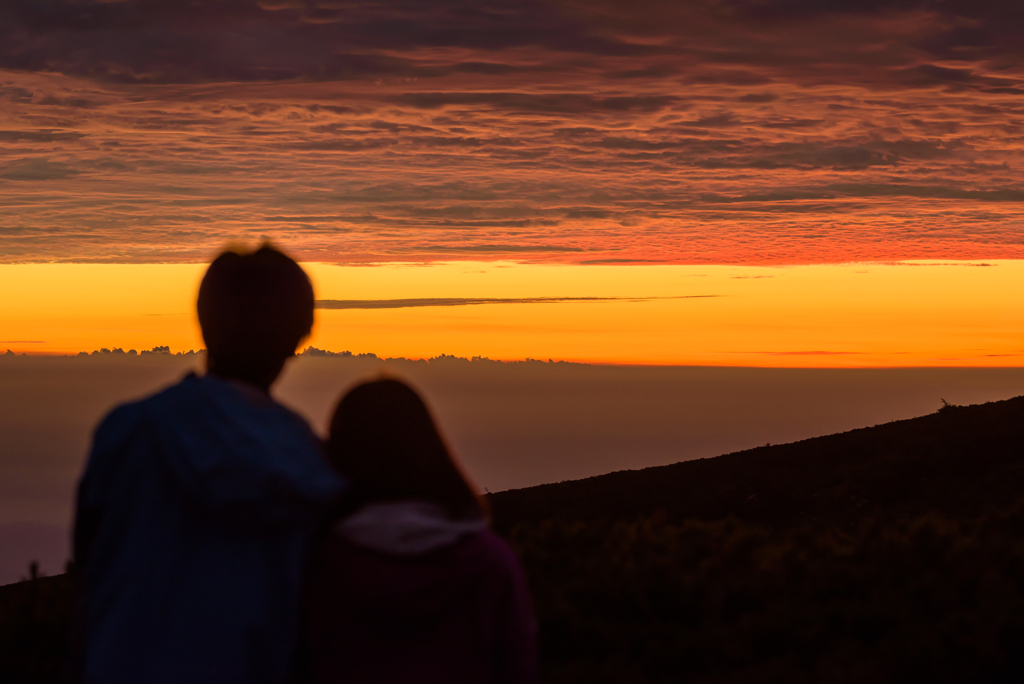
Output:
[[94, 399, 146, 443], [92, 377, 191, 448]]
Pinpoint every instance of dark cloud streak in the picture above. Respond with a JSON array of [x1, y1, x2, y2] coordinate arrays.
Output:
[[315, 295, 721, 309]]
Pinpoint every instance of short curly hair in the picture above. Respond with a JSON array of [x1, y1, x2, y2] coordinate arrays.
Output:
[[197, 244, 314, 375]]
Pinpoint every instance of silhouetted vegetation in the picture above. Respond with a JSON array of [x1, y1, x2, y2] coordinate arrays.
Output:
[[495, 394, 1024, 681], [0, 574, 73, 683], [512, 507, 1024, 682], [4, 395, 1024, 681]]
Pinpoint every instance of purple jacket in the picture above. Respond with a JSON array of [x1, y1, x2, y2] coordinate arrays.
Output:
[[300, 502, 537, 684]]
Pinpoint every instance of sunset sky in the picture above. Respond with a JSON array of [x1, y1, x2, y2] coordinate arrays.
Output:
[[2, 0, 1024, 364], [6, 1, 1024, 580], [2, 260, 1022, 365]]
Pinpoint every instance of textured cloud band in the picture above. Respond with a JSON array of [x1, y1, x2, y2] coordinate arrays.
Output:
[[1, 1, 1023, 263]]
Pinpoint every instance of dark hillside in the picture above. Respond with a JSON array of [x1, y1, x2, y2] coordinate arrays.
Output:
[[511, 507, 1024, 683], [486, 395, 1024, 682], [490, 395, 1024, 534], [0, 574, 73, 683]]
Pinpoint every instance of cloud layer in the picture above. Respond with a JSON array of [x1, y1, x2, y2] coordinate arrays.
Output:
[[1, 0, 1024, 263]]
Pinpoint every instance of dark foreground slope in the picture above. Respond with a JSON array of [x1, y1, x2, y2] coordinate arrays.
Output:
[[490, 395, 1024, 534], [0, 574, 73, 683], [487, 396, 1024, 683], [4, 396, 1024, 683]]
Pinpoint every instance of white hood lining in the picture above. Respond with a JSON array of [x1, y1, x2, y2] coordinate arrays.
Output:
[[336, 500, 486, 556]]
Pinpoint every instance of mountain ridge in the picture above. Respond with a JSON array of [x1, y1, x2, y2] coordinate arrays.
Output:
[[490, 394, 1024, 534]]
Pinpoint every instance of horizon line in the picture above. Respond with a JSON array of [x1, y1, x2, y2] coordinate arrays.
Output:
[[6, 347, 1024, 371]]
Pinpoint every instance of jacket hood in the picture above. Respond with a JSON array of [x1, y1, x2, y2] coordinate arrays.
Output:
[[315, 504, 502, 630], [337, 501, 486, 556], [144, 373, 343, 524]]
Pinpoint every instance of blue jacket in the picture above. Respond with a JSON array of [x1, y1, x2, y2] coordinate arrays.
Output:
[[74, 373, 344, 684]]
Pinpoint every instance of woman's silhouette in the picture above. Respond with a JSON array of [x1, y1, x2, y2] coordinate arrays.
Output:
[[300, 378, 537, 684]]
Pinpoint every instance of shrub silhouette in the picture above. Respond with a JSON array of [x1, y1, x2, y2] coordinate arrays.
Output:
[[511, 506, 1024, 683], [0, 575, 73, 684]]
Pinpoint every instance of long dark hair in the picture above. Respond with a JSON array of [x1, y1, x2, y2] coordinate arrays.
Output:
[[327, 378, 485, 520]]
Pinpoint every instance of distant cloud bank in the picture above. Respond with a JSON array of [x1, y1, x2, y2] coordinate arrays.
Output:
[[1, 345, 588, 365]]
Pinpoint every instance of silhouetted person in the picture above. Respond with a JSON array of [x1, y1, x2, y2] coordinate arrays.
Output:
[[73, 245, 344, 684], [299, 378, 537, 684]]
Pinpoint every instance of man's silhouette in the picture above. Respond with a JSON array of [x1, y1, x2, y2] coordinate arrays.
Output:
[[72, 246, 344, 683]]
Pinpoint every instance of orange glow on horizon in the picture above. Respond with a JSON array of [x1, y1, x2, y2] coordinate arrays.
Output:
[[1, 260, 1022, 367]]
